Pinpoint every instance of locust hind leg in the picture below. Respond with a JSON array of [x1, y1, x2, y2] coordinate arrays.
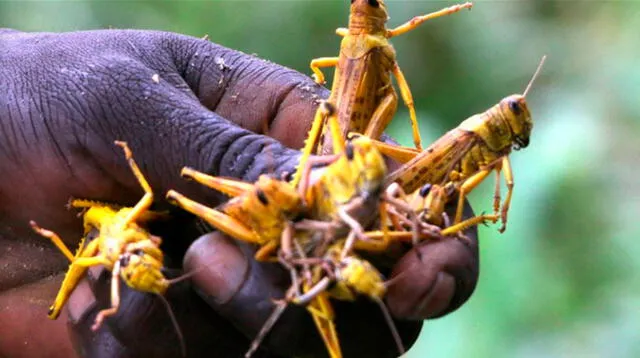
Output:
[[362, 90, 398, 142], [302, 290, 342, 358], [46, 240, 105, 319], [310, 57, 338, 85], [181, 167, 255, 198], [165, 190, 261, 249], [386, 2, 473, 38], [113, 141, 154, 226], [355, 135, 421, 164]]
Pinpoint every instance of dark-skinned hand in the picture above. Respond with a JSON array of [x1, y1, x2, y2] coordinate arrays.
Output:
[[0, 29, 480, 358]]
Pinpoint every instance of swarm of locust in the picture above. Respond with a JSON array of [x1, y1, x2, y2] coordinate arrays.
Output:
[[30, 1, 548, 357]]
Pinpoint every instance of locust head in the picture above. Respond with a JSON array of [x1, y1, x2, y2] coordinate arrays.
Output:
[[120, 249, 169, 295], [252, 175, 303, 220], [349, 0, 389, 33], [500, 94, 532, 150], [503, 55, 547, 151]]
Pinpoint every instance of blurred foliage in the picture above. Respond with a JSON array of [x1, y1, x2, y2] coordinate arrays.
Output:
[[2, 1, 639, 357]]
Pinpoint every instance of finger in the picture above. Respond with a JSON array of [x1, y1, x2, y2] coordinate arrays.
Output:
[[386, 199, 479, 320], [3, 30, 312, 245], [0, 274, 78, 358], [164, 33, 328, 148], [184, 232, 331, 357]]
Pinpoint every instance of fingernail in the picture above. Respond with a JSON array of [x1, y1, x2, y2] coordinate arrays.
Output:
[[184, 232, 249, 304], [414, 272, 455, 319]]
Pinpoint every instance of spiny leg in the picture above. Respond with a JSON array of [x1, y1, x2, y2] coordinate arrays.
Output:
[[114, 141, 154, 226], [166, 190, 258, 245], [372, 297, 405, 356], [362, 91, 398, 141], [386, 2, 473, 38], [454, 169, 492, 224], [392, 63, 422, 150], [181, 167, 254, 198], [47, 242, 106, 319], [325, 102, 345, 155], [361, 135, 421, 164], [291, 101, 331, 188], [499, 156, 514, 233], [306, 291, 342, 358], [245, 292, 291, 358], [30, 221, 74, 261], [440, 213, 499, 237], [310, 57, 339, 85]]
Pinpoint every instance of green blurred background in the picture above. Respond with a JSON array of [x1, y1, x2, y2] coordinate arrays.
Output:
[[2, 1, 638, 357]]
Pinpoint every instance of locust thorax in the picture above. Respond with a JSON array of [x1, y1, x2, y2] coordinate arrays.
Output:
[[459, 94, 532, 152], [120, 251, 169, 295], [251, 175, 303, 219], [349, 0, 389, 35]]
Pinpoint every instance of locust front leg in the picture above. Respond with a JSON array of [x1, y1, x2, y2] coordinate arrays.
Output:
[[293, 281, 342, 358], [91, 259, 122, 331], [440, 213, 499, 237], [386, 2, 473, 38], [454, 168, 492, 225], [310, 57, 339, 85], [499, 156, 514, 233]]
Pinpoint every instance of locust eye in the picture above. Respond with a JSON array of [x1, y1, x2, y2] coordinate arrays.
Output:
[[368, 0, 380, 7], [120, 255, 130, 267], [419, 184, 432, 198], [256, 189, 269, 205], [345, 141, 354, 160], [508, 99, 522, 115]]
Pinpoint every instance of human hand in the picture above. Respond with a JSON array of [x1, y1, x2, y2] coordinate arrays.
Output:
[[0, 29, 480, 357]]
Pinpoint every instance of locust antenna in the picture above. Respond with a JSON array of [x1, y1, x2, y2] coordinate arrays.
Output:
[[523, 55, 547, 97], [245, 294, 291, 358], [155, 293, 187, 358], [373, 297, 405, 355]]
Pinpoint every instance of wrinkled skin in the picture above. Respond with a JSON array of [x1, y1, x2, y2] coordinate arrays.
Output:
[[0, 29, 480, 358]]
